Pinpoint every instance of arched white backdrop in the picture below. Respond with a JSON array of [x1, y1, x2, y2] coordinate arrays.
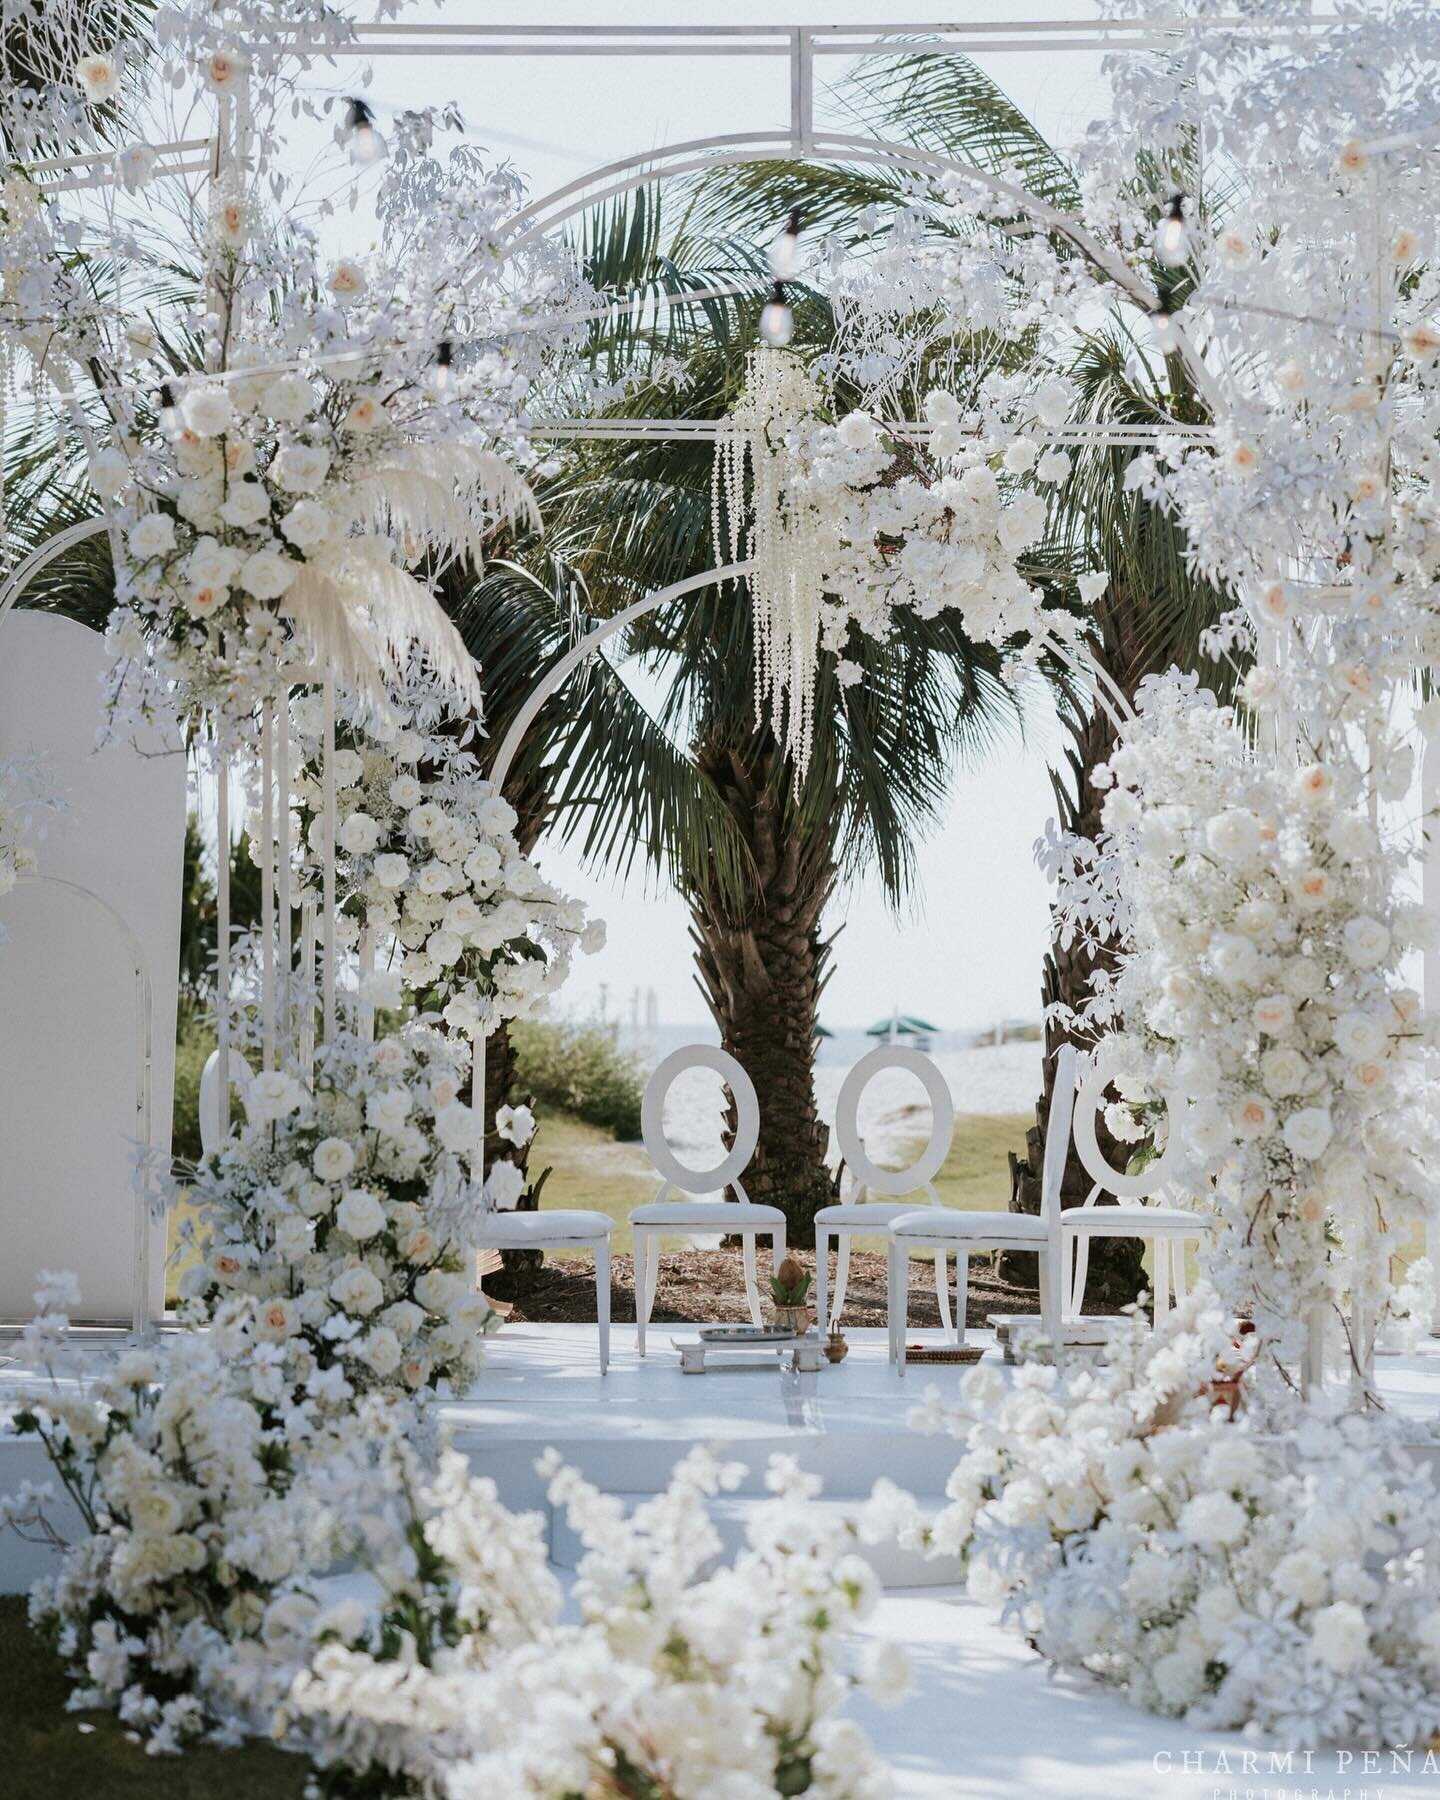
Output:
[[0, 612, 184, 1324]]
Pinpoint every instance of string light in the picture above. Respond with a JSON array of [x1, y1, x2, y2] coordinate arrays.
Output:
[[342, 97, 388, 166], [768, 206, 803, 279], [157, 381, 178, 436], [1152, 194, 1189, 268], [434, 340, 454, 394], [1151, 298, 1178, 352], [759, 282, 794, 348]]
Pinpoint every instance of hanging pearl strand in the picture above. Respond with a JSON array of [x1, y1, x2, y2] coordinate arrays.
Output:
[[712, 347, 828, 777]]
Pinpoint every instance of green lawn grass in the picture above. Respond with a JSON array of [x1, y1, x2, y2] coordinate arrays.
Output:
[[0, 1597, 307, 1800], [533, 1110, 1030, 1259]]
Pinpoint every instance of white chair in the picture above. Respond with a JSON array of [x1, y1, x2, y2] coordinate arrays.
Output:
[[474, 1208, 614, 1374], [1057, 1042, 1219, 1321], [814, 1047, 955, 1341], [630, 1045, 785, 1355], [199, 1046, 256, 1154]]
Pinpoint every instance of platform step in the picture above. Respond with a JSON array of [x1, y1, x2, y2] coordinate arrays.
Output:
[[548, 1491, 954, 1590]]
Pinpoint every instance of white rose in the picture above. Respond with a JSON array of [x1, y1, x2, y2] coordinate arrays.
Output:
[[1204, 808, 1261, 862], [187, 536, 241, 588], [390, 774, 423, 808], [1177, 1491, 1248, 1548], [128, 512, 176, 558], [327, 259, 368, 303], [129, 1485, 182, 1536], [272, 443, 331, 494], [281, 498, 333, 551], [1210, 934, 1259, 988], [181, 383, 233, 437], [1251, 994, 1293, 1035], [273, 1215, 312, 1262], [332, 748, 364, 788], [261, 373, 315, 423], [1035, 448, 1071, 484], [338, 811, 382, 854], [330, 1265, 385, 1315], [374, 853, 410, 890], [336, 1188, 386, 1240], [239, 547, 296, 600], [313, 1136, 356, 1182], [1282, 1107, 1333, 1160], [485, 1159, 525, 1210], [1030, 378, 1073, 428], [246, 1068, 304, 1122], [256, 1295, 297, 1341], [1343, 915, 1391, 969], [1233, 1094, 1274, 1139], [74, 50, 123, 104], [359, 1326, 402, 1376], [463, 843, 503, 888], [219, 479, 270, 527], [1002, 439, 1038, 474], [836, 410, 878, 449], [1259, 1045, 1308, 1097], [434, 1101, 482, 1153], [1272, 1549, 1328, 1607], [1295, 763, 1333, 807], [1334, 1009, 1387, 1061], [415, 1268, 463, 1312], [89, 448, 131, 498], [1311, 1600, 1368, 1673], [365, 1087, 411, 1136], [344, 396, 386, 433]]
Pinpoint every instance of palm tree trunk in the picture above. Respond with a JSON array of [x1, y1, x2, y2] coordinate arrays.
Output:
[[688, 733, 837, 1247], [1004, 600, 1146, 1306]]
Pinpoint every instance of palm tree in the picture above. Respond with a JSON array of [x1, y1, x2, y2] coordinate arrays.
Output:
[[450, 208, 1019, 1248], [682, 52, 1233, 1301]]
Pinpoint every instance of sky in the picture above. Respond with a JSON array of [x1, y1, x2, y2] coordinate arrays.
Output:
[[307, 2, 1117, 1034]]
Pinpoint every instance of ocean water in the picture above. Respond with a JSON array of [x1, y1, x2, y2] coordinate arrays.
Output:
[[615, 1026, 1041, 1198]]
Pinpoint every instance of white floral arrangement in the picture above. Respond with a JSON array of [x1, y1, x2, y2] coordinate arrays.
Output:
[[1058, 668, 1440, 1373], [175, 1027, 499, 1400], [902, 1290, 1440, 1747], [285, 669, 603, 1037], [715, 348, 1092, 772], [1, 1276, 327, 1754], [279, 1408, 903, 1798]]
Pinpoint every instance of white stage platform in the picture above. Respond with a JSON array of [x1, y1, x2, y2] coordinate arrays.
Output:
[[5, 1323, 1440, 1796]]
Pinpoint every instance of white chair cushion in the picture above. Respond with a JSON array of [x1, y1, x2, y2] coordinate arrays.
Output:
[[891, 1207, 1048, 1242], [1061, 1206, 1217, 1234], [476, 1209, 614, 1245], [630, 1201, 785, 1229], [815, 1202, 923, 1229]]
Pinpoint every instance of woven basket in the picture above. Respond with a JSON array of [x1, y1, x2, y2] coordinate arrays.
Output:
[[903, 1344, 985, 1365]]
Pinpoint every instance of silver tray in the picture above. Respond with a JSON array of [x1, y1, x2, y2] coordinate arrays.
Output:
[[697, 1325, 795, 1344]]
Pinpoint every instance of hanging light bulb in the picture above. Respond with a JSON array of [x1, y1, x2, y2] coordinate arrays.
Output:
[[768, 206, 803, 279], [1151, 300, 1178, 352], [434, 340, 454, 394], [343, 96, 388, 166], [759, 282, 794, 348], [157, 381, 179, 437], [1152, 194, 1189, 269]]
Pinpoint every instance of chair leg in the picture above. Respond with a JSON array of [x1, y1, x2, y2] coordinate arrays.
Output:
[[1174, 1237, 1190, 1302], [773, 1225, 786, 1275], [595, 1239, 610, 1376], [935, 1248, 952, 1336], [644, 1233, 661, 1330], [1069, 1234, 1090, 1319], [955, 1253, 969, 1346], [1152, 1236, 1170, 1319], [634, 1232, 649, 1357], [742, 1232, 762, 1327], [815, 1229, 830, 1335], [889, 1243, 908, 1375], [1041, 1230, 1062, 1364], [832, 1234, 852, 1330]]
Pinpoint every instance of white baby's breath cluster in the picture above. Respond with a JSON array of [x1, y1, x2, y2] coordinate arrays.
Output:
[[904, 1290, 1440, 1748], [175, 1027, 500, 1402], [1068, 666, 1440, 1374], [1, 1277, 331, 1754], [281, 1409, 900, 1798], [286, 669, 603, 1036]]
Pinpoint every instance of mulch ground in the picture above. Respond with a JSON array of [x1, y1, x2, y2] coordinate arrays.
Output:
[[488, 1245, 1099, 1330]]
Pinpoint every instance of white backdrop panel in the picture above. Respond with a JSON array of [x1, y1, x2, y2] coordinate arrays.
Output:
[[0, 612, 184, 1321]]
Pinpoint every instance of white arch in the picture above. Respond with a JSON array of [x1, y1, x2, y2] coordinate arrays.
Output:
[[0, 517, 110, 630], [499, 129, 1223, 417]]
